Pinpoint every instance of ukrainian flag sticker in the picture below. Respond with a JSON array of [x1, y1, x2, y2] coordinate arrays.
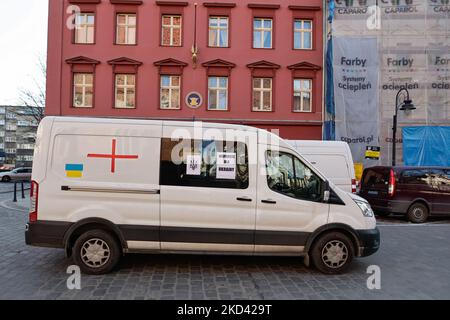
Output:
[[65, 164, 84, 178]]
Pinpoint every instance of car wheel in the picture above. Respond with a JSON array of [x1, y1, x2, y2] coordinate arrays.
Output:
[[310, 232, 354, 274], [2, 176, 11, 182], [407, 203, 429, 224], [73, 229, 121, 275]]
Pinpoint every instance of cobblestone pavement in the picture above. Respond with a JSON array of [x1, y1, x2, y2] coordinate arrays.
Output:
[[1, 192, 449, 300]]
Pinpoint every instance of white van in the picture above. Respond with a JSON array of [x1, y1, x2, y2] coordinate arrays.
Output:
[[25, 117, 379, 275], [287, 141, 356, 193]]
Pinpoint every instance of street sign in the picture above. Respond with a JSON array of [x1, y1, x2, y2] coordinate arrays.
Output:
[[365, 146, 381, 160]]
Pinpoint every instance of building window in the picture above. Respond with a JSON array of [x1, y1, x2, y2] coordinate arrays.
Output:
[[253, 78, 272, 111], [115, 74, 136, 109], [73, 73, 94, 108], [294, 19, 312, 50], [160, 75, 181, 110], [162, 15, 182, 46], [116, 14, 137, 45], [74, 13, 95, 44], [6, 125, 17, 131], [209, 16, 229, 47], [293, 79, 312, 112], [208, 77, 228, 110], [253, 18, 272, 49]]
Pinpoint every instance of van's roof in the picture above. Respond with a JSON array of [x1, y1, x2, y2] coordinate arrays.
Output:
[[50, 116, 259, 132]]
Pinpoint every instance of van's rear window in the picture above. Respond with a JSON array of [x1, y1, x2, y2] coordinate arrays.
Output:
[[362, 169, 388, 189]]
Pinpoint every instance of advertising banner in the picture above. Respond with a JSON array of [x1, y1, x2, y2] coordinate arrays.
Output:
[[328, 0, 450, 167], [333, 37, 380, 167]]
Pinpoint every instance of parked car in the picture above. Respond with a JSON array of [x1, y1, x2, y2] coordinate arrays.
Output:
[[288, 140, 357, 193], [0, 167, 32, 182], [359, 166, 450, 223], [25, 117, 379, 275]]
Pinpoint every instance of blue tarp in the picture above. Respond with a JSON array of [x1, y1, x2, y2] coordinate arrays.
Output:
[[324, 37, 335, 141], [403, 126, 450, 166]]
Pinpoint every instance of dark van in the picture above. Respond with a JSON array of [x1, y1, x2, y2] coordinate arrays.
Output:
[[359, 166, 450, 223]]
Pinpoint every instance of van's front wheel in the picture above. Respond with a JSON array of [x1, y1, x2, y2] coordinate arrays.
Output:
[[73, 230, 121, 275], [310, 232, 354, 274]]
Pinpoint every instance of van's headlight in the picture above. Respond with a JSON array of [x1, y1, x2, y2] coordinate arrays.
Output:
[[354, 199, 374, 217]]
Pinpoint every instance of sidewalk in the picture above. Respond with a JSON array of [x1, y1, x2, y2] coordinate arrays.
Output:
[[0, 189, 30, 213]]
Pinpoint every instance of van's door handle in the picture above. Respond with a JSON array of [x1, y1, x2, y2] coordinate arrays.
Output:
[[237, 197, 252, 202], [261, 199, 277, 204]]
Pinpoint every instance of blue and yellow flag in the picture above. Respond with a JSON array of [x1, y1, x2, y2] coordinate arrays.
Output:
[[66, 164, 84, 178]]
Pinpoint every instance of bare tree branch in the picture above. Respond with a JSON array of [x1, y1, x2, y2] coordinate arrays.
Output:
[[17, 55, 46, 123]]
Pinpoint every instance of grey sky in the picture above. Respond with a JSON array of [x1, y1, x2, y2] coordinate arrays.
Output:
[[0, 0, 48, 105]]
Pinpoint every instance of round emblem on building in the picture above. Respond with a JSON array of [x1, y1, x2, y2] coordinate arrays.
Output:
[[185, 92, 203, 109]]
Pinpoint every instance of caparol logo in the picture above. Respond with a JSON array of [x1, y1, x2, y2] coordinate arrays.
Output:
[[336, 0, 368, 6], [429, 0, 450, 14], [380, 0, 418, 14], [335, 0, 369, 15]]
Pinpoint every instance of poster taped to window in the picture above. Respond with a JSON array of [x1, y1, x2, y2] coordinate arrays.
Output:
[[216, 152, 236, 180], [186, 154, 201, 176]]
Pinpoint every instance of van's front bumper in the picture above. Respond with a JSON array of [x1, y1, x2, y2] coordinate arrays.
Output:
[[356, 228, 380, 257]]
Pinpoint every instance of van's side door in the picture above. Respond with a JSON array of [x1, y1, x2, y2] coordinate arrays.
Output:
[[255, 145, 329, 254], [430, 169, 450, 215], [159, 126, 257, 253]]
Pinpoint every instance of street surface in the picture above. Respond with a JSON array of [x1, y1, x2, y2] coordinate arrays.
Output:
[[0, 185, 449, 300]]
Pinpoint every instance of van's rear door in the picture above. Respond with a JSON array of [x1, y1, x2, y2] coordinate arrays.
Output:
[[360, 168, 390, 207], [302, 154, 352, 193]]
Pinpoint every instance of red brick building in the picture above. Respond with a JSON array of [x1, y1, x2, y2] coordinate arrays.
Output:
[[46, 0, 324, 139]]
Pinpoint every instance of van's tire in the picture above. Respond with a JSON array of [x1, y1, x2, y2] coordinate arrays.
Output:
[[407, 203, 429, 224], [2, 176, 11, 182], [310, 232, 354, 274], [72, 229, 121, 275]]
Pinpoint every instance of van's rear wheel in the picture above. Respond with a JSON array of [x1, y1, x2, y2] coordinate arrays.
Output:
[[310, 232, 354, 274], [407, 203, 428, 224], [73, 229, 121, 275]]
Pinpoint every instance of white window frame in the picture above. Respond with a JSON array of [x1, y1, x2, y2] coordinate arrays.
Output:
[[208, 77, 228, 111], [161, 15, 182, 46], [74, 13, 95, 44], [116, 13, 137, 45], [115, 74, 136, 109], [208, 16, 229, 47], [293, 79, 313, 112], [253, 18, 273, 49], [294, 19, 313, 50], [160, 75, 181, 110], [73, 73, 94, 108], [253, 78, 273, 112]]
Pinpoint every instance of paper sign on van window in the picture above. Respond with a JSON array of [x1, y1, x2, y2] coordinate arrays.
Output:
[[216, 152, 236, 180], [186, 154, 201, 176]]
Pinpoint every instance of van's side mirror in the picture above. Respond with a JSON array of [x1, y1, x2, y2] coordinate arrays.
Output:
[[323, 181, 330, 203]]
